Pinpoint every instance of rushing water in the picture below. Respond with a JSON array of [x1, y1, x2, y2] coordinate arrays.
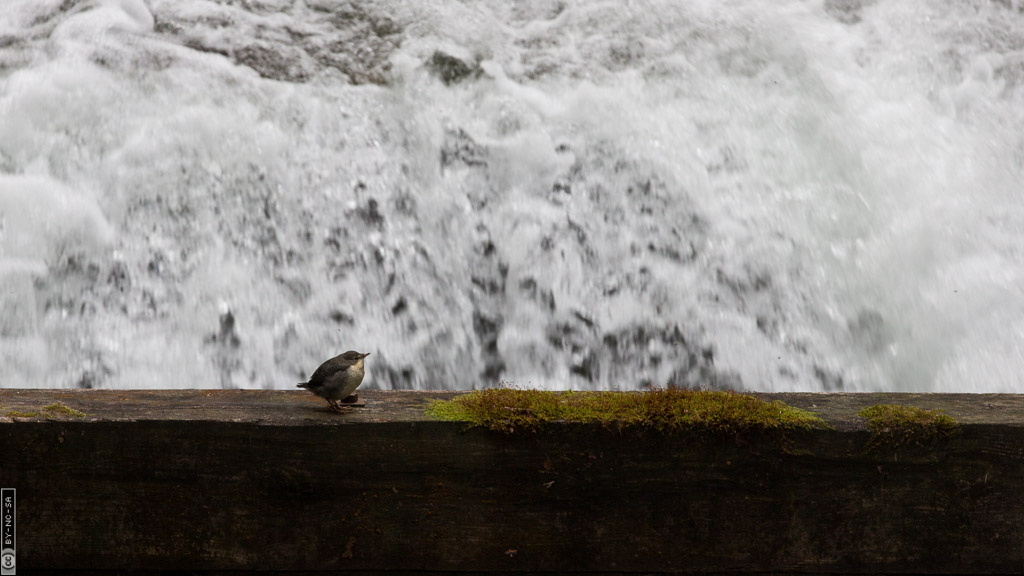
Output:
[[1, 0, 1022, 391]]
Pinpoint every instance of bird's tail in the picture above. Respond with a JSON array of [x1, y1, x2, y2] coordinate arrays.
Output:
[[296, 382, 308, 389]]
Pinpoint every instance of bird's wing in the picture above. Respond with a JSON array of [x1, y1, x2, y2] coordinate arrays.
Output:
[[307, 355, 353, 385]]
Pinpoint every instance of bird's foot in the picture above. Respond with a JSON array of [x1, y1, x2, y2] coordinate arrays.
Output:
[[327, 401, 353, 414]]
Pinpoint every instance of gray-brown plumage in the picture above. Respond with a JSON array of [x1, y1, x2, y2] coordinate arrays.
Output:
[[297, 351, 370, 413]]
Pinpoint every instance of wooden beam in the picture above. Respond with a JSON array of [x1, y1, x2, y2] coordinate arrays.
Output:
[[1, 390, 1022, 574]]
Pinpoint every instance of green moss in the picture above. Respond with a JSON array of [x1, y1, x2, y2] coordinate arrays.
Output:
[[4, 403, 86, 419], [42, 403, 86, 418], [858, 404, 959, 450], [426, 388, 827, 435]]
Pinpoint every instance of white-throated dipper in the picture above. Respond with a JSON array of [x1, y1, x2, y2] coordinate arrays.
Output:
[[297, 351, 370, 413]]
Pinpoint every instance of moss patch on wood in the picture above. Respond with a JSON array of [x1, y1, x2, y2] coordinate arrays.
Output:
[[5, 403, 86, 419], [43, 402, 86, 418], [858, 404, 959, 450], [426, 388, 827, 434]]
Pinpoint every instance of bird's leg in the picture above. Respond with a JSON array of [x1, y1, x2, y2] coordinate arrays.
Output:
[[327, 400, 353, 413]]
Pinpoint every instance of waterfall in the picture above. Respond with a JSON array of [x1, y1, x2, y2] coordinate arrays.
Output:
[[1, 0, 1022, 391]]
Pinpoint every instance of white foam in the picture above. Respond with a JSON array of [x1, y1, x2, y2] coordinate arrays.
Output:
[[53, 0, 155, 38], [0, 175, 115, 263]]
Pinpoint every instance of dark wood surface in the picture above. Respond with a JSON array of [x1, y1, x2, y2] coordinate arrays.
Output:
[[2, 388, 1022, 426], [1, 390, 1023, 574]]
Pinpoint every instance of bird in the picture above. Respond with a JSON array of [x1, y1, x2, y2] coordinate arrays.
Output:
[[297, 351, 371, 413]]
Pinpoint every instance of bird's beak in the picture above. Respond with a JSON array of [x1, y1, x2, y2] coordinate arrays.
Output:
[[363, 352, 371, 358]]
